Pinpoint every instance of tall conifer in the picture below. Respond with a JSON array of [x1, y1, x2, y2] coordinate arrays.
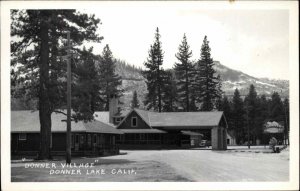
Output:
[[194, 36, 219, 111], [232, 88, 245, 144], [269, 92, 284, 121], [11, 10, 102, 159], [72, 47, 102, 119], [143, 27, 164, 112], [174, 34, 194, 111], [98, 44, 123, 111], [244, 84, 259, 143], [161, 70, 178, 112], [131, 90, 140, 109]]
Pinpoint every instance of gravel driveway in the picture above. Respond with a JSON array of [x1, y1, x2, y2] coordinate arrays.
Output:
[[11, 146, 289, 182]]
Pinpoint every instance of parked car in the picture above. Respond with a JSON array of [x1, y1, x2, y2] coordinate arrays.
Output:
[[199, 140, 211, 147]]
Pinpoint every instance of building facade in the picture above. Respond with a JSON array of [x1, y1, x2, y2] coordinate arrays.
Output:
[[115, 109, 228, 150], [11, 111, 123, 157]]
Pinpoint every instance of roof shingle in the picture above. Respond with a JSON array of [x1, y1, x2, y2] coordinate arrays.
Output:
[[132, 109, 224, 129], [11, 110, 123, 134]]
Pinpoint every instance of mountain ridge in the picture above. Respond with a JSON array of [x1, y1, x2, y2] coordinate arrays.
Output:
[[115, 59, 289, 109]]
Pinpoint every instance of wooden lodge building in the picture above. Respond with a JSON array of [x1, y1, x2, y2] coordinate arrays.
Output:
[[11, 110, 123, 157], [11, 96, 229, 157], [113, 108, 228, 150]]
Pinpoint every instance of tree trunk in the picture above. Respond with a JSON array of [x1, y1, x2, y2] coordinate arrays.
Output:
[[185, 68, 189, 112], [157, 66, 161, 112], [38, 18, 52, 160], [106, 94, 109, 111]]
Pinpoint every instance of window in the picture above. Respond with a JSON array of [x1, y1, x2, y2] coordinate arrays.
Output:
[[87, 134, 91, 147], [75, 134, 79, 144], [19, 133, 27, 141], [93, 134, 97, 144], [131, 117, 137, 127], [80, 135, 84, 144]]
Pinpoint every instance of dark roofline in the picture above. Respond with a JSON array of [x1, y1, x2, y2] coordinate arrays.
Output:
[[11, 110, 123, 134], [116, 109, 134, 129], [117, 109, 228, 129], [220, 112, 228, 129]]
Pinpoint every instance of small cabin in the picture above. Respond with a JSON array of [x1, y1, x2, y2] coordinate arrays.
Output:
[[11, 110, 123, 157]]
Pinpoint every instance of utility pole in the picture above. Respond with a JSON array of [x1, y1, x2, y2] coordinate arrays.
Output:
[[60, 31, 74, 164], [66, 31, 72, 164], [60, 31, 72, 164]]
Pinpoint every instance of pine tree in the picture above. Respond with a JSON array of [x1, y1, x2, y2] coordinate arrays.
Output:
[[232, 88, 245, 144], [215, 74, 224, 110], [189, 94, 198, 112], [131, 90, 140, 109], [283, 98, 289, 144], [174, 34, 194, 111], [256, 94, 270, 144], [98, 44, 123, 111], [244, 84, 259, 143], [11, 10, 102, 159], [143, 27, 164, 112], [269, 92, 284, 122], [194, 36, 219, 111], [220, 95, 232, 125], [161, 70, 178, 112], [72, 47, 103, 119]]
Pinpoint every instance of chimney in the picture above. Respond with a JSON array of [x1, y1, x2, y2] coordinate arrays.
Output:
[[109, 94, 118, 124]]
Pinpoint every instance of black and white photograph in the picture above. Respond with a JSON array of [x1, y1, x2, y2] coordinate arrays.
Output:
[[1, 1, 299, 191]]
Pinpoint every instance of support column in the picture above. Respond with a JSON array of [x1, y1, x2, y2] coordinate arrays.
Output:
[[223, 128, 227, 150], [211, 127, 218, 150], [218, 127, 224, 150]]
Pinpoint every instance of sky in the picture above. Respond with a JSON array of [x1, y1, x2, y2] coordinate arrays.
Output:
[[80, 5, 289, 80]]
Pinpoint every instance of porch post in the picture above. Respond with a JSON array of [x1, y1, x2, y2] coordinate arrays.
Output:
[[223, 128, 227, 150], [211, 126, 218, 150]]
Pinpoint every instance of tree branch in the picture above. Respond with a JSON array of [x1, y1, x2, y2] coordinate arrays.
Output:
[[53, 110, 67, 116]]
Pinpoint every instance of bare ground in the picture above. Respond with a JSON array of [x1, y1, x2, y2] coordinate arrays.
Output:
[[11, 146, 289, 182]]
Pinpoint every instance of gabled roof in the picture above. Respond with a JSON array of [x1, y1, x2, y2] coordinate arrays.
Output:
[[84, 120, 123, 134], [149, 112, 224, 127], [117, 109, 227, 130], [116, 108, 153, 128], [134, 109, 153, 126], [11, 110, 123, 134]]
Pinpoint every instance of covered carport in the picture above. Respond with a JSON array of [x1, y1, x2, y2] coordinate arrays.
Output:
[[149, 111, 228, 150]]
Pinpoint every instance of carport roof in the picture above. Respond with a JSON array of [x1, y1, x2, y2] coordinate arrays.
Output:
[[122, 109, 226, 130], [149, 111, 224, 127]]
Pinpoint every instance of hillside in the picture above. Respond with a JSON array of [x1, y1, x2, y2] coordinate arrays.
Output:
[[213, 61, 289, 98], [115, 60, 289, 109], [11, 59, 289, 110]]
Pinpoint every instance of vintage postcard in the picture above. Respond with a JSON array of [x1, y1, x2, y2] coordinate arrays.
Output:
[[1, 1, 299, 190]]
